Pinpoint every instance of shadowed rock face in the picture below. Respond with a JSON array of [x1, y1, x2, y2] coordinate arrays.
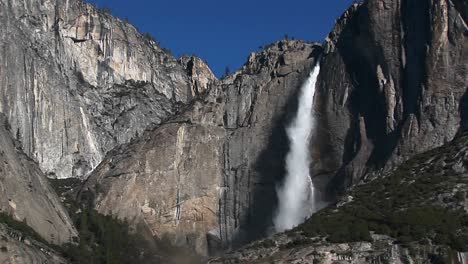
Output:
[[0, 0, 195, 179], [313, 0, 467, 197], [461, 89, 468, 131], [0, 115, 77, 245]]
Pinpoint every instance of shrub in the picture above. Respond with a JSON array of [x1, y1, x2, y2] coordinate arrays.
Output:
[[297, 140, 468, 251], [62, 208, 144, 264], [0, 213, 47, 244]]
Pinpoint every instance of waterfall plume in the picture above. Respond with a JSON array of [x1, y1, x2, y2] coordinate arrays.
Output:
[[273, 61, 321, 233]]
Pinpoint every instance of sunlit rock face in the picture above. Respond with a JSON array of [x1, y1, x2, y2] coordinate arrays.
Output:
[[83, 40, 322, 255], [0, 114, 77, 245], [0, 0, 194, 179], [179, 55, 218, 97]]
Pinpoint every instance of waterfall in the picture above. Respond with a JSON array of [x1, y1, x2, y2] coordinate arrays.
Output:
[[273, 61, 321, 233]]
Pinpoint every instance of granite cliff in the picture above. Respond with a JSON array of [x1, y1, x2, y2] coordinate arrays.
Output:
[[84, 0, 466, 256], [0, 114, 76, 262], [0, 0, 196, 180], [83, 40, 322, 255], [0, 0, 465, 262], [313, 0, 467, 197]]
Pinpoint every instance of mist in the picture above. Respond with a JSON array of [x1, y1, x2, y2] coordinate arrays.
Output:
[[273, 62, 321, 233]]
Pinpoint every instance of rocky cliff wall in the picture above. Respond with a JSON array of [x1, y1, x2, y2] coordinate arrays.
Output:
[[313, 0, 467, 196], [83, 40, 321, 255], [83, 0, 466, 255], [0, 115, 77, 244], [1, 0, 465, 259], [0, 0, 202, 179]]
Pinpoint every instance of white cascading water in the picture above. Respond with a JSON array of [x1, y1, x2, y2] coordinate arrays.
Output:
[[274, 62, 321, 233]]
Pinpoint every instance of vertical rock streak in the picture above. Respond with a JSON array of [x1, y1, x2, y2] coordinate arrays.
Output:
[[274, 62, 321, 232]]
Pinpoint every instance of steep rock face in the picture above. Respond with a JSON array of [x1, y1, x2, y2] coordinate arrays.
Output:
[[0, 0, 192, 179], [313, 0, 467, 195], [179, 56, 218, 96], [83, 40, 321, 255], [218, 41, 320, 247], [85, 122, 225, 256], [0, 115, 77, 244]]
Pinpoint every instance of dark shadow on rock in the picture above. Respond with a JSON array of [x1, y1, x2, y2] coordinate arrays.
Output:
[[232, 54, 320, 247], [459, 89, 468, 133], [400, 0, 430, 118], [451, 0, 468, 24], [324, 0, 431, 195], [324, 4, 393, 195]]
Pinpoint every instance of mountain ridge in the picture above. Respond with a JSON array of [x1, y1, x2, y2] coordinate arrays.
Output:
[[0, 0, 465, 262]]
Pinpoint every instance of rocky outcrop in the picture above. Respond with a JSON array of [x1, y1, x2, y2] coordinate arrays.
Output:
[[179, 56, 218, 96], [83, 40, 321, 255], [0, 0, 193, 179], [313, 0, 467, 196], [0, 115, 77, 244], [0, 224, 68, 264]]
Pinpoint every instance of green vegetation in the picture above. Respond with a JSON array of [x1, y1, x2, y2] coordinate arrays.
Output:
[[48, 177, 82, 216], [62, 205, 202, 263], [279, 238, 312, 250], [0, 213, 47, 245], [61, 208, 147, 264], [142, 32, 160, 46], [94, 183, 104, 194], [162, 47, 173, 56], [47, 179, 203, 264], [298, 136, 468, 252], [48, 178, 81, 197], [247, 239, 276, 250], [97, 6, 112, 15]]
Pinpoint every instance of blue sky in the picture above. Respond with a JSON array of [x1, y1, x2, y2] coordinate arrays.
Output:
[[86, 0, 354, 77]]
